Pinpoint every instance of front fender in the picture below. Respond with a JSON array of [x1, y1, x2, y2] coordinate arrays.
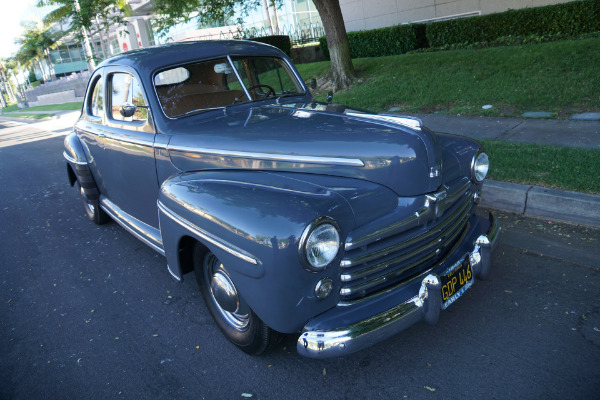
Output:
[[157, 170, 358, 333]]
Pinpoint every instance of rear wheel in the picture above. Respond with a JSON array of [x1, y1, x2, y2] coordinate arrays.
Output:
[[194, 245, 275, 354], [77, 181, 108, 225]]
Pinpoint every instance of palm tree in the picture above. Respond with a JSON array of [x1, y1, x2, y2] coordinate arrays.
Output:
[[0, 59, 18, 104], [37, 0, 131, 69], [3, 58, 26, 102], [15, 21, 62, 82]]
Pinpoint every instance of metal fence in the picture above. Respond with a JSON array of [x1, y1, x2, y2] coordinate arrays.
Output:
[[217, 22, 325, 45]]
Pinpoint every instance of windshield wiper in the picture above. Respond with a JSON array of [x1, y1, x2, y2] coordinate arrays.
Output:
[[180, 106, 225, 117]]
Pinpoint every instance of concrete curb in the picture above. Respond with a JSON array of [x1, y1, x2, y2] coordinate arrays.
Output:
[[481, 180, 600, 228], [0, 115, 55, 123]]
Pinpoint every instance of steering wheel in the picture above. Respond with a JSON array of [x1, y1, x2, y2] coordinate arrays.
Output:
[[248, 84, 275, 99]]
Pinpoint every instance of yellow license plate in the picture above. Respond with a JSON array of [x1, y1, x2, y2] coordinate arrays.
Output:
[[441, 257, 473, 310]]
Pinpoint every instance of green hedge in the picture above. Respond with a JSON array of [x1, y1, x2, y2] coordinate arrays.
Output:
[[426, 0, 600, 47], [318, 0, 599, 59], [319, 23, 428, 59], [250, 35, 291, 56]]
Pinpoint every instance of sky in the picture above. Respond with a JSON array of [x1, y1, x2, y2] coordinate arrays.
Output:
[[0, 0, 56, 59]]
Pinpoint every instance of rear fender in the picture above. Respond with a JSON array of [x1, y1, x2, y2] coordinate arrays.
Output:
[[157, 170, 356, 333], [63, 131, 100, 201]]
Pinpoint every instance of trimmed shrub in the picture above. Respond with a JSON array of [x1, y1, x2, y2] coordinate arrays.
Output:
[[319, 23, 428, 59], [250, 35, 292, 55], [426, 0, 600, 47]]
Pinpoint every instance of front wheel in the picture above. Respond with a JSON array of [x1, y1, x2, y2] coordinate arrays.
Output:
[[194, 245, 275, 354]]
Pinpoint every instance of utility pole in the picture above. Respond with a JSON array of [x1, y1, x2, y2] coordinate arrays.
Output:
[[73, 0, 96, 71]]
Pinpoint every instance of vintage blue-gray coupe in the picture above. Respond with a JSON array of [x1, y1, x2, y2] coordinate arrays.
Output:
[[64, 40, 499, 358]]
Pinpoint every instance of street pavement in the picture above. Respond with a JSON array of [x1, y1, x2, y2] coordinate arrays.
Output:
[[1, 118, 599, 399]]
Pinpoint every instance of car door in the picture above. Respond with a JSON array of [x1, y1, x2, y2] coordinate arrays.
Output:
[[79, 66, 160, 234]]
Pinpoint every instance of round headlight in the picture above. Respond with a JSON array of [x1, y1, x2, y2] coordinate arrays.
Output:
[[472, 150, 489, 183], [300, 219, 340, 271]]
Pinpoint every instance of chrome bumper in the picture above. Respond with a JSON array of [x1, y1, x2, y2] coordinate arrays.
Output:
[[297, 213, 500, 359]]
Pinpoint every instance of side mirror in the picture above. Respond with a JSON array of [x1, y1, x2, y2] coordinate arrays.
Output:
[[119, 102, 137, 118], [309, 78, 317, 90], [326, 91, 333, 104]]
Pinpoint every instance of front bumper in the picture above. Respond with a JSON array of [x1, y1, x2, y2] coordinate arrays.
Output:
[[297, 212, 500, 358]]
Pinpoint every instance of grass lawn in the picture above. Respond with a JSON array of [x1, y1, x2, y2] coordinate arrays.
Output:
[[24, 102, 83, 112], [1, 113, 54, 119], [1, 104, 21, 112], [296, 38, 600, 118], [482, 140, 600, 195]]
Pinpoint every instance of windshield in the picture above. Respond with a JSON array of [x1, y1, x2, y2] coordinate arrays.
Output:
[[154, 56, 305, 118]]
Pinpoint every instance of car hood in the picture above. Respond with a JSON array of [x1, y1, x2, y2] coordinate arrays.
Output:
[[165, 102, 446, 196]]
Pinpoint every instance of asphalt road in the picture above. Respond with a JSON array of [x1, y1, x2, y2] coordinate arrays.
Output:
[[1, 117, 599, 400]]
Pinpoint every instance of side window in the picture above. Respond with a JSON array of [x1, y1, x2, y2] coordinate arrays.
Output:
[[110, 73, 148, 122], [88, 76, 104, 118]]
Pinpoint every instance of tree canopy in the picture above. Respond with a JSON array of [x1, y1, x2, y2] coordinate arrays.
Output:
[[153, 0, 356, 90], [15, 21, 62, 81]]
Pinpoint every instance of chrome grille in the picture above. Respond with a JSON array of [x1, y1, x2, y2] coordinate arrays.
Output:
[[339, 182, 473, 302]]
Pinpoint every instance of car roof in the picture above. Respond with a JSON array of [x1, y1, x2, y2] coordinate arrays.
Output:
[[96, 40, 285, 76]]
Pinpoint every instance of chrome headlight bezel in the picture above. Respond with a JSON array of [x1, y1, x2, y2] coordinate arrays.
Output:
[[299, 217, 341, 272], [471, 149, 489, 183]]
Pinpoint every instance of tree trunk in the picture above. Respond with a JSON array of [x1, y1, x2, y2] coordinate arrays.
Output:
[[45, 51, 56, 81], [0, 87, 6, 108], [262, 0, 273, 35], [1, 70, 16, 102], [311, 0, 356, 91], [270, 0, 280, 35]]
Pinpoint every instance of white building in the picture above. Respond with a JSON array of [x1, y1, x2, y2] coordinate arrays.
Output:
[[44, 0, 574, 78], [340, 0, 569, 32]]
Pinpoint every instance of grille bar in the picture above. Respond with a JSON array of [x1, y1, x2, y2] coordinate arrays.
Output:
[[341, 195, 471, 270], [339, 180, 473, 301], [340, 209, 470, 297]]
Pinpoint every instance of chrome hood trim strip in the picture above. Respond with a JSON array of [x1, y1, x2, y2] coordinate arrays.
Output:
[[346, 112, 423, 131], [167, 145, 365, 167]]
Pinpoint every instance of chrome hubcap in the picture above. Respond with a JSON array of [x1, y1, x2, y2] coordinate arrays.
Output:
[[204, 254, 249, 331], [80, 186, 95, 214]]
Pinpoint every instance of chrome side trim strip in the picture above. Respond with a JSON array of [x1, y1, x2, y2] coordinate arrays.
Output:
[[63, 151, 88, 166], [157, 201, 259, 266], [167, 145, 365, 167], [100, 198, 165, 256]]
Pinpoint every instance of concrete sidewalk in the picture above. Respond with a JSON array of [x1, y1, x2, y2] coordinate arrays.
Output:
[[408, 113, 600, 149], [0, 109, 79, 120], [403, 113, 600, 228]]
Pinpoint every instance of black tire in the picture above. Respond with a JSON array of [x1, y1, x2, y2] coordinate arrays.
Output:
[[77, 181, 109, 225], [193, 244, 274, 355]]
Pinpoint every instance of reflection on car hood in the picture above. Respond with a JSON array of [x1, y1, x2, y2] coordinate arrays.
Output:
[[166, 102, 445, 196]]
